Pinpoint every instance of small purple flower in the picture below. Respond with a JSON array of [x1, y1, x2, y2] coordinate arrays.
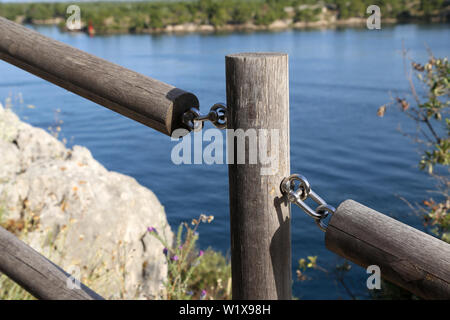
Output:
[[178, 245, 183, 250], [163, 248, 168, 256], [186, 290, 193, 296], [200, 290, 207, 300], [198, 250, 204, 257], [147, 227, 157, 234], [171, 255, 179, 261]]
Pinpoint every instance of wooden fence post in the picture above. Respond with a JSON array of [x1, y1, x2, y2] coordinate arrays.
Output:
[[226, 53, 291, 300]]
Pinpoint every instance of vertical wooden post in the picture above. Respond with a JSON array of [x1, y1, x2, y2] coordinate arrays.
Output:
[[226, 53, 291, 300]]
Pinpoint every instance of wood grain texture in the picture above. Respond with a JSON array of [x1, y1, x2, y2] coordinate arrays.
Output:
[[325, 199, 450, 299], [0, 17, 198, 136], [226, 53, 291, 300], [0, 226, 103, 300]]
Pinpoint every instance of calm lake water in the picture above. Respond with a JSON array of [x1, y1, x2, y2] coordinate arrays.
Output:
[[1, 24, 449, 299]]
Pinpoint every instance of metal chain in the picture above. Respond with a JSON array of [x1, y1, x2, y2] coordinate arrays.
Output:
[[182, 103, 227, 131], [281, 174, 335, 232]]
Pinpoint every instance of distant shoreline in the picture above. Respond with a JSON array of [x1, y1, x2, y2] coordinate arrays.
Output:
[[2, 0, 448, 36], [20, 17, 448, 36]]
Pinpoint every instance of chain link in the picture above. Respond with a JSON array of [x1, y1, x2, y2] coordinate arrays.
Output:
[[281, 174, 335, 232], [182, 103, 227, 131]]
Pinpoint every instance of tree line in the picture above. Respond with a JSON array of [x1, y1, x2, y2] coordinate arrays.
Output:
[[0, 0, 447, 33]]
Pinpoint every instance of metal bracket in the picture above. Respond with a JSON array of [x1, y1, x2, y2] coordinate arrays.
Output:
[[182, 103, 227, 131], [281, 174, 335, 232]]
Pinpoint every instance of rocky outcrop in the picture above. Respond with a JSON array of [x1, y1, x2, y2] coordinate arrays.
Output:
[[0, 104, 173, 299]]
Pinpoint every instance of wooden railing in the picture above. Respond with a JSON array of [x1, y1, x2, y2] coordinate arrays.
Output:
[[0, 17, 198, 136], [327, 200, 450, 300], [0, 226, 103, 300], [0, 16, 449, 300]]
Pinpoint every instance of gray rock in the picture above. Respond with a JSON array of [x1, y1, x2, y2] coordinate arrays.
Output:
[[0, 103, 173, 299]]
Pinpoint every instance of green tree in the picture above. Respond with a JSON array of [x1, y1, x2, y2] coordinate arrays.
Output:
[[149, 8, 165, 29], [232, 2, 254, 24], [209, 3, 231, 27], [26, 3, 53, 21], [378, 53, 450, 243]]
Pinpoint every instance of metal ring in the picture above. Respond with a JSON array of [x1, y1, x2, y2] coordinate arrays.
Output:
[[289, 188, 329, 221], [280, 174, 311, 201], [309, 190, 327, 207], [316, 219, 328, 232], [293, 194, 325, 220], [315, 204, 335, 232], [210, 103, 227, 129], [182, 104, 227, 131], [280, 173, 336, 233], [182, 107, 203, 131]]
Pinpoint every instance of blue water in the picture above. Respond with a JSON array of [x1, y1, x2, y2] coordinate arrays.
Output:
[[1, 24, 449, 299]]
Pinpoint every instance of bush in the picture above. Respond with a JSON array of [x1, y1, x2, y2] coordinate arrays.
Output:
[[148, 214, 231, 300]]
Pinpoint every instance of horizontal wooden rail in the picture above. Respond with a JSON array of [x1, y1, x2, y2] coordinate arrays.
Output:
[[0, 17, 198, 136], [325, 200, 450, 299], [0, 226, 103, 300]]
